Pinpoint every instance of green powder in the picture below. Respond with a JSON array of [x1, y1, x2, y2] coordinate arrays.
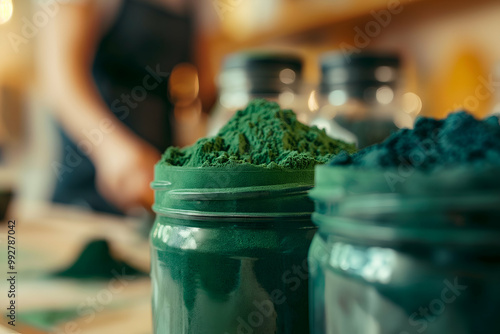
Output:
[[53, 239, 145, 280], [161, 99, 356, 169]]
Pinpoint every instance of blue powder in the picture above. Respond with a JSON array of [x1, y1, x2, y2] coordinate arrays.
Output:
[[330, 111, 500, 171]]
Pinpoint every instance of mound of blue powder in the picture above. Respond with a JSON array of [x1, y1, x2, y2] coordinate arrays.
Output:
[[330, 111, 500, 170]]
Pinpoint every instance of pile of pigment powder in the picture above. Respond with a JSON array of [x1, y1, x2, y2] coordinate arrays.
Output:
[[162, 99, 356, 169], [330, 111, 500, 171]]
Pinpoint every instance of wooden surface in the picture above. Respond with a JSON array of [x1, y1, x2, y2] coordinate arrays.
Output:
[[0, 203, 153, 334]]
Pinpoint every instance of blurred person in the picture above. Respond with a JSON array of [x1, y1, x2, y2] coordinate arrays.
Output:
[[38, 0, 209, 215]]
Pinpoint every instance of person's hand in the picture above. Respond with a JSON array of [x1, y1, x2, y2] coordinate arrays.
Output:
[[92, 132, 161, 212]]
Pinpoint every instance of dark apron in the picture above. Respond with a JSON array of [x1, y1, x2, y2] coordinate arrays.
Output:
[[52, 0, 193, 215]]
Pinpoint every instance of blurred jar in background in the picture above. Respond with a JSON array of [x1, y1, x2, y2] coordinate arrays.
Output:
[[312, 51, 407, 148], [490, 63, 500, 117], [207, 52, 305, 136]]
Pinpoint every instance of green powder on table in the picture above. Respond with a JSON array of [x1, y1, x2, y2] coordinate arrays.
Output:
[[162, 99, 356, 169], [53, 239, 145, 280]]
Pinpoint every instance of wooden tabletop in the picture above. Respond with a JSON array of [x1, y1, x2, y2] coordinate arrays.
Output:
[[0, 202, 153, 334]]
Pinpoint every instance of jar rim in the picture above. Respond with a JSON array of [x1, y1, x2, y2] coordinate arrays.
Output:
[[320, 191, 500, 216], [311, 165, 500, 200], [312, 213, 500, 246], [152, 164, 316, 218], [310, 165, 500, 240]]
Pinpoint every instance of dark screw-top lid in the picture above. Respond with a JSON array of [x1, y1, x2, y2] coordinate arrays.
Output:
[[219, 51, 303, 95], [320, 51, 401, 96]]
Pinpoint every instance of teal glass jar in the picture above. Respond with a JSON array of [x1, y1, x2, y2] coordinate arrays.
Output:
[[151, 165, 316, 334], [308, 166, 500, 334]]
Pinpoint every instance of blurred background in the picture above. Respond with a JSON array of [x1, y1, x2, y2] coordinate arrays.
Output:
[[1, 0, 500, 332], [1, 0, 500, 212], [1, 0, 500, 214]]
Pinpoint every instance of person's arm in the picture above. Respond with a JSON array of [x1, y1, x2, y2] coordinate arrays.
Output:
[[38, 1, 159, 211]]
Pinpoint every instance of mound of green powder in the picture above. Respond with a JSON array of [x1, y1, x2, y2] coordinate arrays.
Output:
[[162, 99, 356, 169], [330, 111, 500, 171], [53, 239, 145, 280]]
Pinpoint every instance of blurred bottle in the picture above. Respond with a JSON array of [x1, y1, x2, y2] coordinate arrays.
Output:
[[207, 51, 304, 136], [490, 63, 500, 117], [311, 51, 405, 148]]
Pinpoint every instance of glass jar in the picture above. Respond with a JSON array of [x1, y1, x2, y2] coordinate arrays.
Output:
[[208, 51, 305, 136], [150, 165, 317, 334], [490, 63, 500, 116], [312, 51, 408, 148], [308, 166, 500, 334]]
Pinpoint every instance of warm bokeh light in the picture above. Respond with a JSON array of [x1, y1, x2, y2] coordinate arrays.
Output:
[[279, 68, 296, 84], [0, 0, 13, 25], [402, 92, 423, 115], [278, 90, 295, 107], [375, 66, 396, 83], [308, 90, 319, 112], [376, 86, 394, 105]]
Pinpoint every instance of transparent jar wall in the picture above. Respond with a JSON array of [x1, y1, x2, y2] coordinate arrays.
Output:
[[308, 166, 500, 334], [312, 53, 416, 148], [151, 216, 316, 334], [491, 64, 500, 115], [312, 84, 406, 148], [309, 228, 500, 334], [208, 90, 308, 137], [207, 52, 307, 136]]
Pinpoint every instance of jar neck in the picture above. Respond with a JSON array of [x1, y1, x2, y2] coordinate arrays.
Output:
[[153, 165, 315, 220], [218, 90, 300, 111], [310, 166, 500, 246]]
